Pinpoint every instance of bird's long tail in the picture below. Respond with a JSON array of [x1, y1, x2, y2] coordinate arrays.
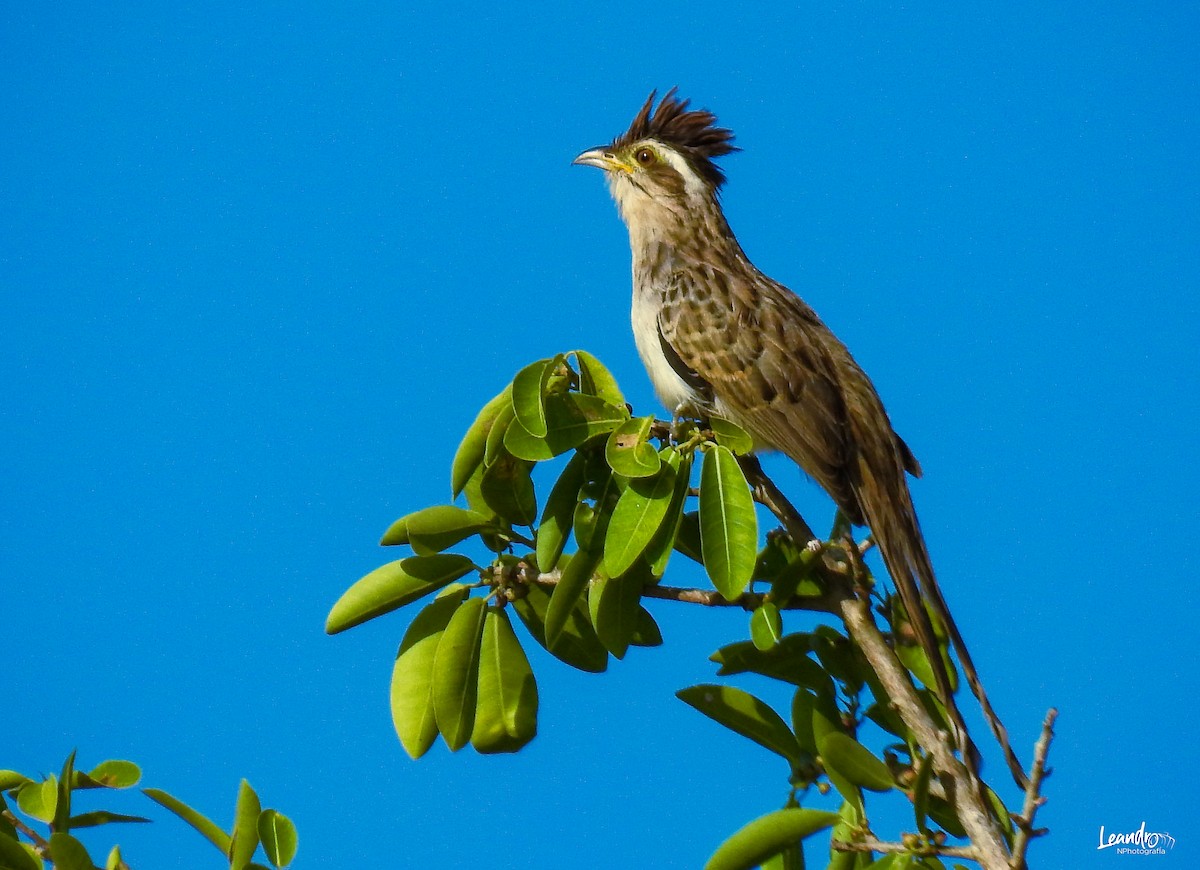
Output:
[[863, 478, 1029, 789]]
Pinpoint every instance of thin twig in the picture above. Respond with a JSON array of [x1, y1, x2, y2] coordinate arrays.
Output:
[[1, 808, 50, 854], [737, 454, 818, 544], [1009, 708, 1057, 869]]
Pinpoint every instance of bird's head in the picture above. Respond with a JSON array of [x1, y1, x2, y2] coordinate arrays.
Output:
[[574, 89, 737, 228]]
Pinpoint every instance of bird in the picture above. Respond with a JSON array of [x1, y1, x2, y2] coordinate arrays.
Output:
[[574, 88, 1024, 786]]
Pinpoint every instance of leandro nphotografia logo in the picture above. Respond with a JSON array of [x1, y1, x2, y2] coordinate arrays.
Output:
[[1097, 821, 1176, 855]]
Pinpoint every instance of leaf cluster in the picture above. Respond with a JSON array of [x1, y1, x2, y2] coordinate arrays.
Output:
[[0, 754, 296, 870], [327, 350, 1027, 869]]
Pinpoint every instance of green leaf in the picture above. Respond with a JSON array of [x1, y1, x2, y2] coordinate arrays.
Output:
[[391, 592, 466, 759], [480, 454, 537, 525], [535, 450, 587, 572], [257, 809, 298, 868], [545, 548, 600, 649], [643, 449, 692, 576], [604, 415, 661, 478], [705, 808, 839, 870], [54, 752, 74, 832], [708, 415, 754, 455], [819, 733, 894, 792], [588, 568, 645, 659], [67, 811, 151, 828], [229, 780, 261, 870], [699, 445, 758, 600], [574, 350, 625, 407], [47, 833, 93, 870], [451, 385, 512, 497], [432, 596, 488, 751], [912, 752, 933, 833], [602, 460, 676, 577], [0, 832, 40, 870], [504, 393, 629, 461], [677, 685, 802, 766], [810, 688, 864, 812], [471, 607, 538, 754], [483, 400, 517, 466], [711, 635, 829, 689], [750, 602, 783, 651], [629, 606, 664, 647], [78, 761, 140, 790], [106, 845, 129, 870], [326, 554, 475, 634], [379, 512, 412, 546], [405, 505, 492, 556], [760, 843, 805, 870], [791, 690, 818, 756], [143, 788, 231, 853], [673, 510, 704, 563], [511, 581, 608, 673], [511, 357, 553, 438], [17, 777, 56, 823], [0, 770, 30, 790]]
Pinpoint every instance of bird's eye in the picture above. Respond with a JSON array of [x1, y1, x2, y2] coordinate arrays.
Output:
[[635, 148, 656, 166]]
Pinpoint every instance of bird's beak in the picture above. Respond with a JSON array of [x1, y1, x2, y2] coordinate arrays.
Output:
[[573, 147, 627, 172]]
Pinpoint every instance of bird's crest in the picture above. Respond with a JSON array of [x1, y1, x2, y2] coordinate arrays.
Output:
[[613, 88, 738, 188]]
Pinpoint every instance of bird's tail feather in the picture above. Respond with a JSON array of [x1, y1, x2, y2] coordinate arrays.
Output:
[[865, 475, 1029, 789]]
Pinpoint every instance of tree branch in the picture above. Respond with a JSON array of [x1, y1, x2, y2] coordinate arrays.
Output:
[[832, 838, 979, 860], [1009, 708, 1057, 869]]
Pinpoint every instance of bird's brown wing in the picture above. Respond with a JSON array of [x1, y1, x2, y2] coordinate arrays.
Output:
[[658, 271, 863, 520]]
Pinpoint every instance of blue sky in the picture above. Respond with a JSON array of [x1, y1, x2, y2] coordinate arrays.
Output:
[[3, 3, 1198, 867]]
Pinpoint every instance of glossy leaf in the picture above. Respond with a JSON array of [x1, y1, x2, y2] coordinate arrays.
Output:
[[677, 685, 802, 765], [471, 607, 538, 753], [535, 450, 587, 572], [54, 752, 74, 831], [258, 809, 298, 868], [0, 770, 30, 790], [17, 777, 56, 823], [483, 400, 517, 466], [511, 581, 608, 673], [480, 454, 537, 525], [47, 833, 92, 870], [229, 780, 261, 870], [643, 449, 692, 576], [511, 357, 553, 438], [711, 635, 829, 688], [545, 548, 600, 649], [673, 510, 704, 563], [699, 445, 757, 599], [629, 606, 664, 647], [574, 350, 625, 407], [379, 513, 412, 546], [709, 415, 754, 455], [80, 760, 140, 790], [750, 602, 783, 651], [143, 788, 231, 853], [705, 808, 840, 870], [107, 845, 130, 870], [0, 832, 40, 870], [810, 688, 864, 812], [391, 593, 465, 759], [602, 460, 676, 577], [912, 752, 933, 833], [325, 554, 475, 634], [67, 811, 150, 828], [588, 569, 645, 659], [604, 415, 661, 478], [820, 733, 894, 792], [432, 596, 488, 751], [791, 689, 818, 755], [451, 385, 512, 497], [504, 393, 629, 461], [405, 505, 492, 556]]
